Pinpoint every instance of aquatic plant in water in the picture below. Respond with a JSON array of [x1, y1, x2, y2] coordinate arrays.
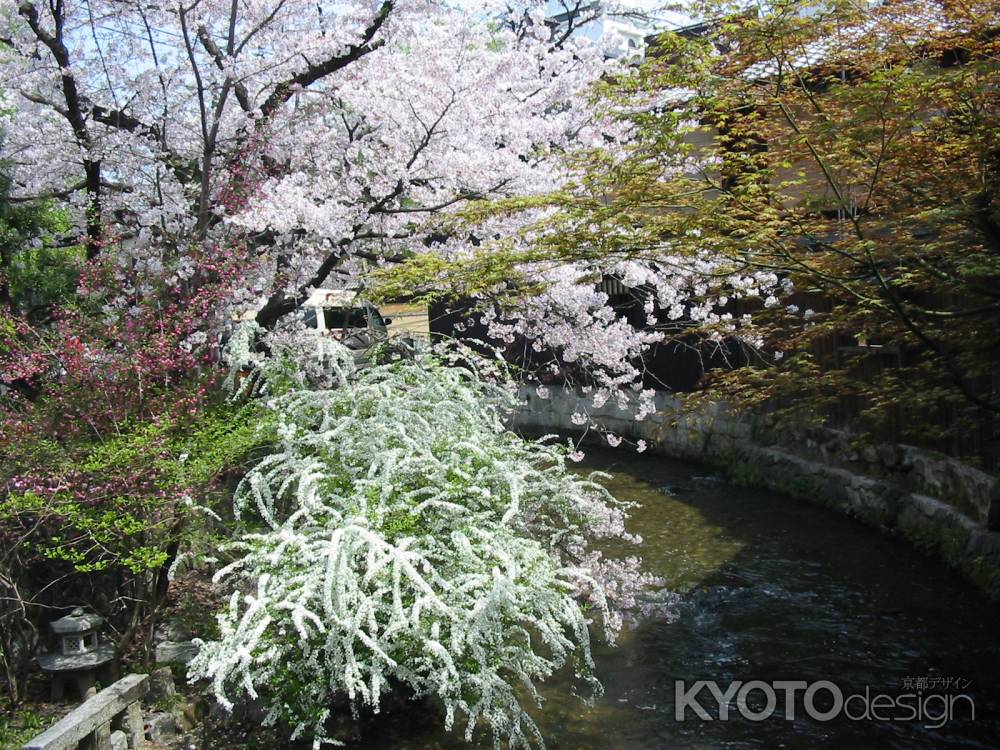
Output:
[[188, 329, 666, 748]]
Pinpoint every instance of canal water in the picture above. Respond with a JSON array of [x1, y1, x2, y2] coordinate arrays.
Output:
[[357, 446, 1000, 750]]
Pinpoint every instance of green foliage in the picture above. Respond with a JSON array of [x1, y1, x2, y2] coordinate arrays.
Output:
[[371, 235, 548, 304], [0, 171, 82, 316], [2, 400, 276, 586], [81, 401, 278, 491], [0, 705, 46, 747], [0, 396, 277, 701], [31, 493, 166, 574], [390, 0, 1000, 458]]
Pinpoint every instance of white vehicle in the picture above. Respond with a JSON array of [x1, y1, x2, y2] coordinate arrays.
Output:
[[299, 289, 391, 349], [224, 289, 395, 364]]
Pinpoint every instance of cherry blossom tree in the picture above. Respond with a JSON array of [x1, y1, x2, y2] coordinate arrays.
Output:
[[2, 0, 720, 429], [401, 0, 1000, 454], [0, 0, 655, 698], [0, 0, 623, 330]]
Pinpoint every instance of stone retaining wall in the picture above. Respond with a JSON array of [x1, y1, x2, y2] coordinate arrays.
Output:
[[514, 386, 1000, 599]]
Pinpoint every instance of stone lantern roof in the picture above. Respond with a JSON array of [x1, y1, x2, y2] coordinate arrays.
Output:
[[39, 607, 115, 697], [50, 608, 104, 635]]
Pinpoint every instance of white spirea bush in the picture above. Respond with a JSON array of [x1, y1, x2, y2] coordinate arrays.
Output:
[[189, 329, 664, 748]]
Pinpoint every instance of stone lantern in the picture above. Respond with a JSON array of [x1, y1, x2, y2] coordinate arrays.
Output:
[[37, 607, 116, 701]]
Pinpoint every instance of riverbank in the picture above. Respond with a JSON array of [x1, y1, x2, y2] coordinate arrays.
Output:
[[514, 386, 1000, 600]]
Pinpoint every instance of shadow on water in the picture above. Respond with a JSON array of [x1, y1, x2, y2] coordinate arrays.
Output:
[[355, 446, 1000, 750]]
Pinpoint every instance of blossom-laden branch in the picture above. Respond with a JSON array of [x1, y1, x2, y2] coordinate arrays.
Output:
[[189, 333, 672, 748]]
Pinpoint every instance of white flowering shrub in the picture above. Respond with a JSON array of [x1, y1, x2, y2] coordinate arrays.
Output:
[[189, 329, 664, 748]]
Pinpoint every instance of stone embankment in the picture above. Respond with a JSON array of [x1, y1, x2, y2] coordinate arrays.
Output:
[[515, 387, 1000, 599]]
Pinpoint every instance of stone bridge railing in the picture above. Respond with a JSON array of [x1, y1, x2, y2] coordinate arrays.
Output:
[[22, 673, 149, 750]]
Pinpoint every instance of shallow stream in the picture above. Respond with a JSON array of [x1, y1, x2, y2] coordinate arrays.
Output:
[[358, 447, 1000, 749]]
